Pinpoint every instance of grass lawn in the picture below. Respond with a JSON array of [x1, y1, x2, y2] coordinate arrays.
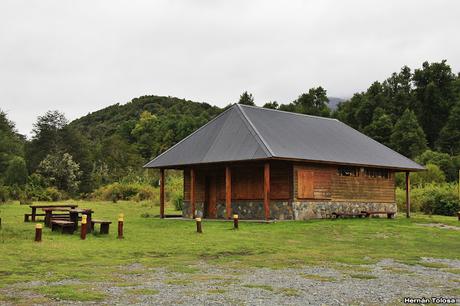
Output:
[[0, 200, 459, 291]]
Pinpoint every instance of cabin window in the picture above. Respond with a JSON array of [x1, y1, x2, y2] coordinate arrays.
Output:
[[337, 167, 359, 177], [365, 168, 390, 179]]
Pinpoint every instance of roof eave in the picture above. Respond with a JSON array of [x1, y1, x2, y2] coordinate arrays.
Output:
[[143, 156, 425, 172]]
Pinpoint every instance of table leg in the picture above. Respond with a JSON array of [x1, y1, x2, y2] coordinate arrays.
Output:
[[85, 211, 92, 233], [32, 208, 36, 221], [45, 211, 52, 227], [100, 223, 109, 234], [70, 211, 78, 230]]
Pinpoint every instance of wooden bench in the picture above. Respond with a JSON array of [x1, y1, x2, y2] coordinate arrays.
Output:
[[91, 220, 112, 234], [361, 211, 395, 219], [24, 213, 45, 222], [332, 212, 366, 219], [51, 220, 76, 234]]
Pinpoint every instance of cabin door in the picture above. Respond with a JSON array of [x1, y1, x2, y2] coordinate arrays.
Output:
[[204, 176, 217, 218]]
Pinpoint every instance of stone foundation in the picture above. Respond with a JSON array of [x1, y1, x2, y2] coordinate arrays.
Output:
[[182, 200, 397, 220], [182, 200, 292, 220], [292, 201, 397, 219]]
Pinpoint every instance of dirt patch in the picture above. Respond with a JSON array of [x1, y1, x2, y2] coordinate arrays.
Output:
[[417, 223, 460, 231]]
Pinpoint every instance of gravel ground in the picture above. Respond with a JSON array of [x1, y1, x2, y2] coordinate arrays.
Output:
[[1, 258, 459, 305]]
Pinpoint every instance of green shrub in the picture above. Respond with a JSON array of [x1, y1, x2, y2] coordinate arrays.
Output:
[[420, 186, 459, 216], [167, 175, 183, 211], [92, 182, 158, 202], [0, 185, 10, 202], [4, 156, 28, 187], [172, 193, 183, 210], [44, 187, 62, 202], [411, 164, 446, 186], [18, 190, 32, 205], [396, 183, 460, 216]]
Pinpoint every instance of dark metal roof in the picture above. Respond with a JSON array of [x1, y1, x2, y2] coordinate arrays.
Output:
[[144, 104, 424, 171]]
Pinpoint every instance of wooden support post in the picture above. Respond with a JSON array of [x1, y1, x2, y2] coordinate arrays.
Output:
[[191, 168, 196, 219], [225, 166, 232, 219], [160, 169, 165, 219], [264, 162, 270, 221], [405, 171, 411, 218], [81, 215, 87, 240], [35, 224, 42, 242], [118, 213, 124, 239], [196, 217, 202, 233]]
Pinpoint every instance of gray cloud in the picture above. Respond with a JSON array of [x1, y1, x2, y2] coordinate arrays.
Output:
[[1, 0, 459, 136]]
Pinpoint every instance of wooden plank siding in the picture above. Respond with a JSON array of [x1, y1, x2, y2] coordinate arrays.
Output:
[[293, 163, 395, 203], [183, 161, 395, 206]]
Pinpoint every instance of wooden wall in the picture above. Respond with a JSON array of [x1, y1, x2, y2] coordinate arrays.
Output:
[[183, 161, 292, 201], [183, 161, 395, 204], [293, 163, 395, 203]]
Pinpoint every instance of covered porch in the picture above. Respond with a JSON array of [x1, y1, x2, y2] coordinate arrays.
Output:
[[159, 160, 291, 220]]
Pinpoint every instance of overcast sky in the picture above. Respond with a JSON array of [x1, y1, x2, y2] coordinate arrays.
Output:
[[1, 0, 459, 136]]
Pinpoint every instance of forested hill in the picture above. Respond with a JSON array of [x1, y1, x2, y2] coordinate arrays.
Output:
[[1, 60, 460, 200], [69, 95, 222, 143]]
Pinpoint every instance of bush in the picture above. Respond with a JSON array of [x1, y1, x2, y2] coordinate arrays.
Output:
[[172, 193, 183, 211], [44, 187, 62, 202], [4, 157, 28, 187], [420, 185, 459, 216], [23, 184, 65, 202], [0, 186, 10, 202], [396, 183, 460, 216], [167, 175, 183, 211], [411, 164, 446, 186], [92, 182, 158, 202]]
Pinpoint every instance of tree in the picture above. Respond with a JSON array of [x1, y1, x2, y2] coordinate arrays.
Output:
[[285, 87, 330, 117], [363, 108, 393, 146], [0, 110, 24, 176], [437, 102, 460, 155], [58, 126, 93, 193], [381, 66, 415, 119], [238, 91, 255, 106], [95, 135, 143, 181], [131, 111, 158, 159], [390, 109, 427, 158], [416, 149, 457, 182], [36, 152, 81, 194], [4, 156, 28, 186], [354, 82, 385, 128], [413, 60, 457, 147], [411, 163, 446, 186], [26, 110, 68, 172], [263, 101, 279, 109]]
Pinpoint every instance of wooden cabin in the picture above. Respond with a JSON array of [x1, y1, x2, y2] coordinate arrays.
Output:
[[144, 104, 424, 220]]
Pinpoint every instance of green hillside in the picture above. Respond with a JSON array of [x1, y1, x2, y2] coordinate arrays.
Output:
[[70, 95, 222, 145]]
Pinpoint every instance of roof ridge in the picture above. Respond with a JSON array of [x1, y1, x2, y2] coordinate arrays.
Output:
[[236, 104, 274, 157], [142, 106, 234, 168], [238, 103, 339, 121]]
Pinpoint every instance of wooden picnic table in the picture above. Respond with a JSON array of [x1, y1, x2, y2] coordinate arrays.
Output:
[[69, 209, 94, 232], [28, 204, 78, 222]]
